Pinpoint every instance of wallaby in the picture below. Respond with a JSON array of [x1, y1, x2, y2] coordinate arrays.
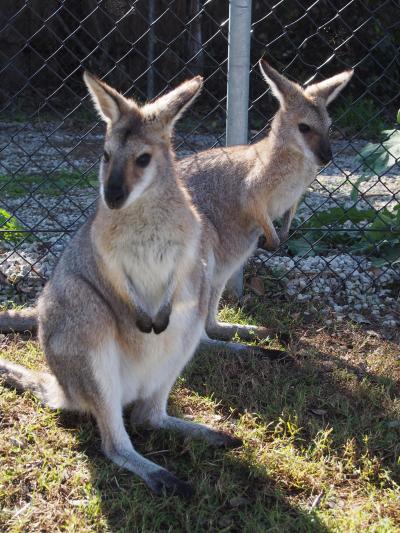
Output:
[[179, 59, 353, 346], [0, 73, 241, 497]]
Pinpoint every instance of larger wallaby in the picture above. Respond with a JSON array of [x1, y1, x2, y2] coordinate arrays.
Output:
[[180, 60, 353, 345], [0, 73, 241, 496]]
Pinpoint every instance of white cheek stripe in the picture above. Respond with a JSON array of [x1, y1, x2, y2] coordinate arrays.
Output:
[[99, 162, 156, 210], [122, 162, 155, 209]]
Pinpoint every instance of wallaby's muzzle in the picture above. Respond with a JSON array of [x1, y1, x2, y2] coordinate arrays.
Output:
[[105, 185, 127, 209], [317, 139, 333, 165], [104, 171, 128, 209]]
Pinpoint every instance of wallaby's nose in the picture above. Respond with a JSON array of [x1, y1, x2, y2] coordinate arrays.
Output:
[[318, 140, 333, 165], [105, 184, 126, 209]]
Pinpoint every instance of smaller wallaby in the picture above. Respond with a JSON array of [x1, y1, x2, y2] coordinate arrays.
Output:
[[0, 73, 240, 497], [180, 59, 353, 346]]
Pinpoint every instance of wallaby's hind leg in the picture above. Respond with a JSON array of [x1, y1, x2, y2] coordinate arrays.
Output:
[[206, 285, 270, 341], [200, 336, 286, 360], [80, 343, 193, 497], [130, 387, 242, 448], [93, 397, 192, 497]]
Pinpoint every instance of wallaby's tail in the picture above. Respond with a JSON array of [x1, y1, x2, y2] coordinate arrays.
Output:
[[0, 359, 70, 410], [0, 308, 38, 334]]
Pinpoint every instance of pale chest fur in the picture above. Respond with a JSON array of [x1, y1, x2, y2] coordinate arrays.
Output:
[[94, 205, 191, 313], [266, 159, 317, 221]]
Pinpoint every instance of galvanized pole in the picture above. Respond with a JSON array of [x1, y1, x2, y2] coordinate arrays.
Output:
[[147, 0, 155, 99], [225, 0, 252, 297]]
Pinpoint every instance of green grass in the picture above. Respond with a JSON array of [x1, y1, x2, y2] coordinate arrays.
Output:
[[332, 96, 387, 140], [0, 208, 26, 244], [0, 170, 98, 197], [1, 298, 400, 532]]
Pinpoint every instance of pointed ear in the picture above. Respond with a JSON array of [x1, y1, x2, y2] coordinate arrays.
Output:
[[305, 69, 354, 105], [143, 76, 203, 130], [259, 59, 300, 108], [83, 71, 131, 124]]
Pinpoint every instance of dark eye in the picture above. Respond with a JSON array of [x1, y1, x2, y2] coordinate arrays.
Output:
[[136, 153, 151, 168], [103, 150, 110, 163], [298, 123, 311, 134]]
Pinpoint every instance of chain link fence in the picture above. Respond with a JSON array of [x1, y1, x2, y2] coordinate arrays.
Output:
[[0, 0, 399, 328]]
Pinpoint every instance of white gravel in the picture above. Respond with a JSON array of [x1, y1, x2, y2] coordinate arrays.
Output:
[[1, 120, 399, 329]]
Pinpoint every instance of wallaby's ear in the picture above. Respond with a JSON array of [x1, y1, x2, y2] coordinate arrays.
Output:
[[305, 69, 354, 105], [143, 76, 203, 130], [83, 71, 131, 124], [259, 59, 300, 108]]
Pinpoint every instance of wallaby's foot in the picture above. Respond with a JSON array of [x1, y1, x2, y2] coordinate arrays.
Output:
[[147, 469, 194, 498], [152, 303, 171, 335], [249, 345, 287, 360], [144, 412, 242, 450], [207, 322, 270, 342], [201, 337, 286, 360], [204, 429, 243, 448]]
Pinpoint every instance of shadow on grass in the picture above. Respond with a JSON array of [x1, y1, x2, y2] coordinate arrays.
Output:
[[184, 300, 400, 489], [57, 407, 330, 532]]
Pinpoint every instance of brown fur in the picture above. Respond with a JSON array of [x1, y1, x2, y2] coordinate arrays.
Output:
[[0, 73, 242, 497], [180, 60, 353, 343]]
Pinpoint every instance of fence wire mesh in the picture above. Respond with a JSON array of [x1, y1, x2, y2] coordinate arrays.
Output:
[[0, 0, 399, 328]]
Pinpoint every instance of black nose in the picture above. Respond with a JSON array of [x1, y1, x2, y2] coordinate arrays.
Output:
[[105, 185, 126, 209], [319, 148, 332, 165]]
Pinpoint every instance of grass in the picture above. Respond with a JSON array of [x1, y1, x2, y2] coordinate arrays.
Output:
[[1, 297, 400, 532], [0, 170, 98, 197]]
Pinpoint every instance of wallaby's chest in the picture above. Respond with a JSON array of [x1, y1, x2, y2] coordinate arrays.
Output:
[[115, 232, 179, 297], [267, 162, 316, 220]]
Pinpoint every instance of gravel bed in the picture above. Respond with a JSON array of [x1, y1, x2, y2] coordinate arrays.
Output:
[[1, 120, 399, 329], [254, 251, 399, 330]]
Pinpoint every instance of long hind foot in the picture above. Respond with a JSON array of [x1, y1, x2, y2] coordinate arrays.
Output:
[[206, 321, 271, 342], [200, 337, 286, 360]]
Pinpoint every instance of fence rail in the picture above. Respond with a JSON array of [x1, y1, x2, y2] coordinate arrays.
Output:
[[0, 0, 399, 327]]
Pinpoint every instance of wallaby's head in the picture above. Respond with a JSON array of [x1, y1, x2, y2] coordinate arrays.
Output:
[[83, 72, 203, 210], [259, 60, 353, 165]]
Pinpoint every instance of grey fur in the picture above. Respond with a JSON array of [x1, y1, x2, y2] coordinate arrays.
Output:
[[180, 60, 353, 344], [0, 73, 241, 497]]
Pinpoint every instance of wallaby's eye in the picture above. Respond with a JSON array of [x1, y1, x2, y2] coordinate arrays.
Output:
[[103, 150, 110, 163], [136, 153, 151, 168], [298, 123, 311, 134]]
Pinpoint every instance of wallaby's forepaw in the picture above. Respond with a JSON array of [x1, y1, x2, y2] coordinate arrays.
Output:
[[147, 469, 194, 498], [152, 303, 171, 335], [207, 430, 243, 448], [136, 312, 153, 334], [264, 234, 281, 251], [279, 228, 289, 241]]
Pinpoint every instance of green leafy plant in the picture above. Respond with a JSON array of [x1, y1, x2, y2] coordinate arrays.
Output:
[[351, 128, 400, 200], [287, 205, 400, 266], [0, 207, 26, 244]]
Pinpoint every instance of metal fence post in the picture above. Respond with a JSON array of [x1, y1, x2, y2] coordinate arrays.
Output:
[[225, 0, 252, 298]]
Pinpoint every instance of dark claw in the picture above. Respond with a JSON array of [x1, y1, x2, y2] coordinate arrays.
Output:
[[211, 431, 243, 448], [136, 312, 153, 334], [221, 434, 243, 448], [152, 314, 170, 334], [148, 469, 194, 498], [152, 303, 171, 335], [252, 346, 287, 360]]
